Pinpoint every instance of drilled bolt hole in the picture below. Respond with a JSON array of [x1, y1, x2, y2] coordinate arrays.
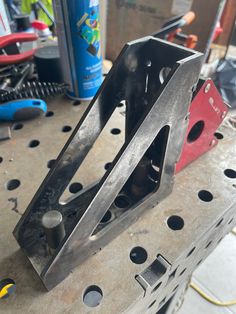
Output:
[[28, 139, 40, 148], [100, 210, 112, 224], [224, 169, 236, 179], [130, 246, 147, 264], [198, 190, 213, 202], [62, 125, 72, 132], [69, 182, 83, 194], [45, 111, 54, 117], [47, 159, 56, 169], [73, 100, 81, 106], [187, 120, 204, 143], [110, 128, 121, 135], [214, 132, 223, 140], [6, 179, 20, 191], [104, 162, 111, 170], [12, 123, 23, 130], [83, 285, 103, 308], [167, 215, 184, 231], [114, 194, 131, 209], [0, 157, 2, 163]]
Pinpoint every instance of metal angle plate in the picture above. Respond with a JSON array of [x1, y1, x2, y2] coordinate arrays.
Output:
[[0, 94, 235, 313]]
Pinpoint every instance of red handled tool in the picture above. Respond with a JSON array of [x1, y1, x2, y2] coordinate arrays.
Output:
[[0, 32, 38, 65]]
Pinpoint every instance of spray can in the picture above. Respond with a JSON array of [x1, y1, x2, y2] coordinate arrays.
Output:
[[53, 0, 103, 101]]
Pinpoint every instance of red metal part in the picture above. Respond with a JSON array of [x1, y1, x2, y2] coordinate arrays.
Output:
[[0, 33, 38, 65], [176, 79, 228, 173]]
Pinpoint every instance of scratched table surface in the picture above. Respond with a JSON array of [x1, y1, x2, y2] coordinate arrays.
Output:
[[0, 96, 236, 314]]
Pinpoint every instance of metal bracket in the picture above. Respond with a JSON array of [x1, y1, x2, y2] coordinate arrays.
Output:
[[13, 37, 202, 290]]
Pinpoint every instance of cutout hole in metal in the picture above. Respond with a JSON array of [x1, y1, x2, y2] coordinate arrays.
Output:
[[151, 281, 162, 294], [205, 241, 212, 249], [214, 132, 223, 140], [47, 159, 56, 169], [224, 169, 236, 179], [167, 215, 184, 231], [0, 157, 2, 163], [62, 125, 72, 133], [28, 139, 40, 148], [83, 285, 103, 308], [148, 300, 156, 309], [6, 179, 21, 191], [187, 247, 196, 257], [110, 128, 121, 135], [100, 210, 112, 224], [216, 218, 223, 227], [187, 120, 204, 143], [114, 194, 131, 209], [104, 162, 111, 170], [130, 246, 147, 264], [198, 190, 213, 202], [45, 111, 54, 117], [179, 268, 186, 276], [12, 123, 23, 130], [69, 182, 83, 194]]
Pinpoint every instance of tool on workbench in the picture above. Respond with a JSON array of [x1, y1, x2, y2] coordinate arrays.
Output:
[[0, 32, 38, 65], [53, 0, 102, 100], [0, 278, 16, 299], [153, 11, 198, 49], [0, 98, 47, 121], [0, 81, 67, 102]]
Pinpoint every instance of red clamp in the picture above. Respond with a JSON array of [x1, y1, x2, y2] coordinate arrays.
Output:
[[0, 32, 38, 65]]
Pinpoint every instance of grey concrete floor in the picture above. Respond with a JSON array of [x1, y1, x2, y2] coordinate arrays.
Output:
[[178, 232, 236, 314]]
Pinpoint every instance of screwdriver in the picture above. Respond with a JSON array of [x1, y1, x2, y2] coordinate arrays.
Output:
[[0, 99, 47, 121]]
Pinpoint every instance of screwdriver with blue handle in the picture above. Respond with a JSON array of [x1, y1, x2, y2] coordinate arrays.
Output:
[[0, 99, 47, 121]]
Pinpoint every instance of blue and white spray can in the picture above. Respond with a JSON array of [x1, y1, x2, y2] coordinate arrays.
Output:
[[53, 0, 102, 100]]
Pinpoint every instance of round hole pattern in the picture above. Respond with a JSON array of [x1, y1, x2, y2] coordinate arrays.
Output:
[[12, 123, 23, 130], [83, 285, 103, 308], [6, 179, 20, 191], [0, 157, 2, 163], [100, 210, 112, 224], [198, 190, 213, 202], [110, 128, 121, 135], [187, 121, 204, 143], [62, 125, 72, 132], [130, 246, 148, 264], [47, 159, 56, 169], [28, 140, 40, 148], [73, 100, 81, 106], [69, 182, 83, 194], [117, 102, 124, 107], [224, 169, 236, 179], [104, 162, 111, 170], [45, 111, 54, 117], [167, 215, 184, 231], [214, 132, 223, 140], [114, 194, 131, 209]]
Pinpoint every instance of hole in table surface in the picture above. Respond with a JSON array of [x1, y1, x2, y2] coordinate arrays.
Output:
[[69, 182, 83, 194], [224, 169, 236, 179], [62, 125, 72, 132], [28, 140, 40, 148], [47, 159, 56, 169], [167, 215, 184, 231], [114, 194, 131, 209], [83, 285, 103, 308], [110, 128, 121, 135], [198, 190, 213, 202], [45, 111, 54, 117], [6, 179, 20, 191], [0, 157, 3, 163], [104, 162, 111, 170], [130, 246, 148, 264], [214, 132, 223, 140], [12, 123, 23, 130]]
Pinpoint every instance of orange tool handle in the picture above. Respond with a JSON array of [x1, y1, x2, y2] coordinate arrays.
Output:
[[182, 11, 195, 26]]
